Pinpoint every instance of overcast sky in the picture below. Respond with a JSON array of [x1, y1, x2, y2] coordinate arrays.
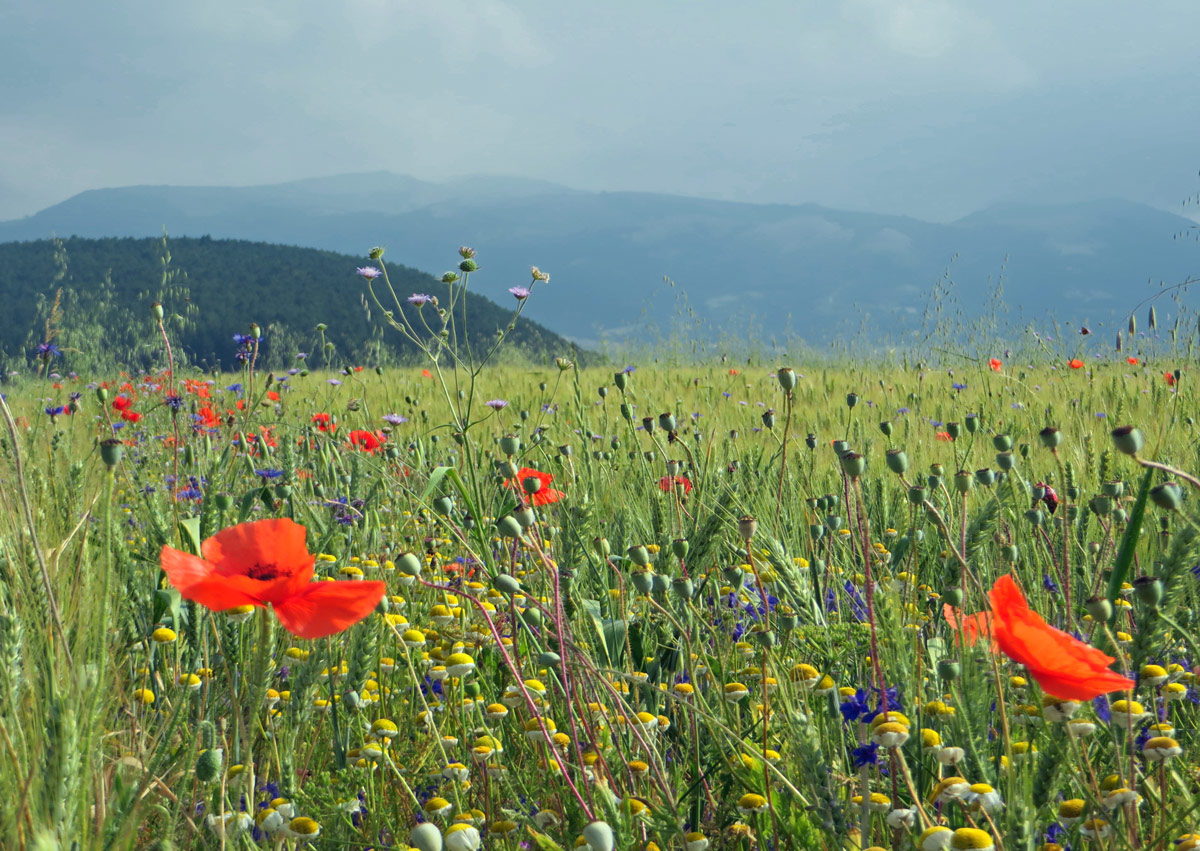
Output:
[[2, 1, 1198, 222]]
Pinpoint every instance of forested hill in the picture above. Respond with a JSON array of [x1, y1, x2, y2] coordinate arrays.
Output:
[[0, 236, 580, 372]]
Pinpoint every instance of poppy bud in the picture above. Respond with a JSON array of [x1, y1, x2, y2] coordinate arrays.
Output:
[[1149, 481, 1183, 512], [397, 553, 423, 576], [213, 493, 233, 511], [762, 409, 775, 429], [724, 566, 745, 585], [1039, 427, 1061, 448], [1110, 426, 1144, 456], [777, 367, 797, 391], [494, 574, 521, 595], [96, 386, 108, 404], [614, 372, 628, 392], [196, 748, 224, 783], [885, 449, 908, 475], [1113, 508, 1128, 524]]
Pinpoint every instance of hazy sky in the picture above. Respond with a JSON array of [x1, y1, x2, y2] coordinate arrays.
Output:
[[2, 1, 1199, 221]]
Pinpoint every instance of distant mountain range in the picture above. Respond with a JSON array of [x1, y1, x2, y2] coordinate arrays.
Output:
[[2, 172, 1196, 347]]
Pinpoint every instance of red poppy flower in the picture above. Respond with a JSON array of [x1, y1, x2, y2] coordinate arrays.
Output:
[[112, 395, 134, 412], [1068, 358, 1084, 369], [160, 518, 386, 639], [311, 412, 337, 433], [421, 369, 433, 379], [987, 574, 1134, 700], [935, 431, 953, 442], [121, 410, 142, 423], [506, 467, 564, 506], [942, 603, 992, 648], [658, 475, 693, 494], [348, 429, 386, 452], [1165, 372, 1176, 386], [1126, 357, 1138, 365], [988, 358, 1003, 372]]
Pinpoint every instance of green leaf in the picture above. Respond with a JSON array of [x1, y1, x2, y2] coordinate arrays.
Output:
[[1107, 467, 1153, 611], [178, 516, 202, 555]]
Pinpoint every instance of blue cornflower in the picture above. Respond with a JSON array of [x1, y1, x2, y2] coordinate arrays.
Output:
[[35, 342, 62, 358], [1043, 574, 1060, 593]]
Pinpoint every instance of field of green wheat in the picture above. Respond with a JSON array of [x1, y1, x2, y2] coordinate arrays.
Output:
[[2, 251, 1200, 851]]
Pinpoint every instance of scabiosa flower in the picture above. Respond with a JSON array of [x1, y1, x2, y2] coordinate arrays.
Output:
[[508, 286, 531, 300], [408, 294, 434, 306], [356, 266, 382, 280], [382, 413, 408, 425], [485, 399, 509, 410]]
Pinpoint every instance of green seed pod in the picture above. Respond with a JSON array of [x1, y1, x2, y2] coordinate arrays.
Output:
[[651, 574, 670, 594], [777, 367, 797, 391], [99, 438, 124, 469], [671, 577, 694, 599], [1025, 508, 1046, 527], [953, 470, 974, 493], [1113, 507, 1128, 524], [521, 475, 543, 496], [658, 412, 677, 432], [907, 486, 928, 505], [614, 371, 628, 392], [999, 545, 1019, 564], [879, 420, 893, 437], [1103, 480, 1125, 498], [433, 496, 454, 515], [810, 524, 826, 540], [521, 607, 543, 627], [927, 474, 942, 490], [846, 392, 859, 408], [1132, 576, 1164, 607], [620, 403, 633, 421], [1039, 427, 1061, 448], [397, 552, 424, 575], [496, 515, 525, 539], [805, 433, 817, 449], [631, 570, 655, 594], [494, 574, 522, 595], [937, 660, 961, 681], [840, 451, 866, 479], [974, 468, 996, 487], [672, 538, 690, 559], [762, 409, 776, 429], [965, 415, 980, 434], [499, 435, 521, 456], [825, 515, 843, 531], [513, 507, 537, 528], [752, 628, 776, 648], [942, 586, 963, 607], [885, 449, 908, 474], [1085, 596, 1113, 621], [831, 439, 850, 456], [993, 433, 1013, 451], [738, 515, 758, 539], [1110, 425, 1144, 456], [946, 422, 961, 440], [593, 537, 611, 557], [627, 545, 651, 567], [724, 566, 745, 585], [538, 651, 561, 667], [1149, 481, 1183, 511]]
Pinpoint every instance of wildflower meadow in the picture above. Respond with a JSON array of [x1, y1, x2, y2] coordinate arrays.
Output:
[[5, 246, 1200, 851]]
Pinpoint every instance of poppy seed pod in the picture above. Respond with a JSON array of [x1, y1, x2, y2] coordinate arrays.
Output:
[[513, 507, 537, 528], [397, 553, 424, 576], [631, 570, 655, 595], [974, 468, 996, 487], [831, 439, 850, 456], [151, 301, 164, 321], [658, 412, 677, 433], [938, 660, 961, 681], [619, 403, 633, 421], [1103, 480, 1125, 498], [999, 545, 1019, 564], [652, 573, 670, 594], [846, 393, 859, 408], [593, 537, 611, 557], [672, 538, 689, 559], [1132, 576, 1164, 607], [1090, 495, 1112, 516], [433, 496, 454, 516], [953, 470, 973, 493], [1026, 509, 1046, 527], [879, 420, 893, 436], [777, 367, 797, 391], [627, 545, 651, 567], [762, 409, 776, 429], [946, 422, 961, 440], [738, 516, 758, 540], [642, 416, 656, 433], [1039, 427, 1062, 449], [496, 516, 524, 539], [908, 486, 928, 505], [672, 577, 695, 599], [810, 524, 826, 540], [1085, 596, 1113, 621], [841, 451, 866, 479], [499, 435, 521, 456], [965, 415, 980, 434], [494, 574, 522, 595], [597, 386, 607, 398], [100, 438, 124, 469], [805, 433, 817, 449], [1150, 481, 1183, 512], [993, 434, 1012, 451], [942, 586, 963, 606], [825, 514, 843, 530], [96, 386, 109, 404], [614, 372, 628, 392], [885, 449, 908, 475], [1110, 425, 1144, 456]]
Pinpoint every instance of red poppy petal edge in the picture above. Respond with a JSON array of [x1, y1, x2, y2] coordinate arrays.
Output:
[[273, 580, 387, 639]]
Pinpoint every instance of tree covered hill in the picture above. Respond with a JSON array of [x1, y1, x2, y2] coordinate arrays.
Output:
[[0, 236, 580, 373]]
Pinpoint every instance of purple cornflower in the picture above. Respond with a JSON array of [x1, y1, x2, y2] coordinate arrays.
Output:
[[485, 399, 509, 410], [356, 266, 382, 279], [508, 286, 531, 300], [382, 413, 408, 425], [35, 342, 61, 358], [408, 294, 433, 306]]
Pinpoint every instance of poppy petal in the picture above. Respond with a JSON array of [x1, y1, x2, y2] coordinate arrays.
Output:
[[202, 517, 314, 586], [532, 488, 565, 506], [272, 580, 387, 639], [161, 546, 261, 611]]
